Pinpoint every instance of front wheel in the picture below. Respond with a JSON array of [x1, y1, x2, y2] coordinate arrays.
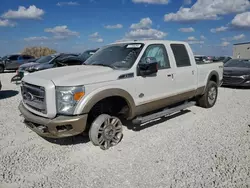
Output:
[[197, 81, 218, 108], [89, 114, 123, 150]]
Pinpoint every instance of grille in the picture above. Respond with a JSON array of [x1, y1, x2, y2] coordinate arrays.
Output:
[[21, 82, 47, 114], [223, 75, 244, 85]]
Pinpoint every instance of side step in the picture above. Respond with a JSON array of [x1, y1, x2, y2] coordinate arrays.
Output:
[[132, 101, 196, 124]]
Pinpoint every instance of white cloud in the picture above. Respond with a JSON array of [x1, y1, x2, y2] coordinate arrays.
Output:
[[104, 24, 123, 29], [56, 1, 80, 6], [232, 34, 245, 40], [164, 0, 250, 22], [221, 34, 245, 41], [89, 32, 100, 38], [0, 19, 15, 27], [125, 28, 167, 40], [130, 17, 152, 29], [210, 26, 228, 33], [178, 27, 195, 32], [183, 0, 192, 5], [188, 41, 204, 44], [200, 35, 206, 40], [89, 32, 103, 43], [2, 5, 44, 20], [24, 36, 49, 41], [221, 41, 230, 47], [132, 0, 169, 4], [96, 38, 104, 43], [45, 25, 79, 39], [187, 36, 197, 41], [186, 36, 205, 44], [231, 12, 250, 28]]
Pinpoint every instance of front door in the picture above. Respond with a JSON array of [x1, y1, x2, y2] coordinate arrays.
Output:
[[5, 55, 19, 70], [134, 43, 176, 114]]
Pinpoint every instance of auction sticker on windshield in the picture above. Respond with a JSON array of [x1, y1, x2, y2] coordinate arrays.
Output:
[[126, 44, 142, 48]]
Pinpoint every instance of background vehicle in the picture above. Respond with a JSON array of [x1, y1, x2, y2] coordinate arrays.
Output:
[[222, 59, 250, 87], [77, 49, 99, 62], [213, 56, 232, 63], [19, 40, 223, 150], [0, 54, 36, 73], [195, 55, 212, 64]]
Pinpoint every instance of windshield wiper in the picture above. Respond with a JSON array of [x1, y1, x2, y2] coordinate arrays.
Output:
[[90, 63, 114, 68]]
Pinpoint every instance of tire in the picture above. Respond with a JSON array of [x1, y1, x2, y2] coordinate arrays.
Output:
[[89, 114, 123, 150], [197, 81, 218, 108], [0, 66, 4, 73]]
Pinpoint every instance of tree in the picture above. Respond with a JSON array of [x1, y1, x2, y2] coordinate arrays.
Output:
[[21, 46, 57, 58]]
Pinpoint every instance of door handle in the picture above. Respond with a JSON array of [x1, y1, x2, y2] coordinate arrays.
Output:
[[167, 74, 172, 77]]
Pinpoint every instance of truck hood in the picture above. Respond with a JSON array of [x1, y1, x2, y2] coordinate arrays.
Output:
[[24, 65, 124, 86], [224, 67, 250, 76]]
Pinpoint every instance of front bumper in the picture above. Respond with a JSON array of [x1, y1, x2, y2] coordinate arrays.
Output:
[[19, 102, 88, 138], [222, 77, 250, 87]]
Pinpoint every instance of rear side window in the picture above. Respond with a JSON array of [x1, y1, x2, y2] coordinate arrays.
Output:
[[170, 44, 191, 67]]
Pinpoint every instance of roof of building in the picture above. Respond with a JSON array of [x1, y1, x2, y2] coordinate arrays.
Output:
[[233, 42, 250, 46]]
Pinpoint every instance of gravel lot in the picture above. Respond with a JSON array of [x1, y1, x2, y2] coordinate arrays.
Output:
[[0, 72, 250, 188]]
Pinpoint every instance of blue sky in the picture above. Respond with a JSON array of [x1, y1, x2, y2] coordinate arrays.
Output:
[[0, 0, 250, 56]]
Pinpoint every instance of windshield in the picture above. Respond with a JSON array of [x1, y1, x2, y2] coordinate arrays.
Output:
[[79, 51, 96, 62], [84, 43, 144, 69], [1, 55, 9, 61], [36, 55, 54, 64], [224, 59, 250, 68]]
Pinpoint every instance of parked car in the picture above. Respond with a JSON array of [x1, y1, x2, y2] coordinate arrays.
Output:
[[78, 49, 99, 62], [0, 54, 36, 73], [11, 53, 79, 82], [213, 56, 232, 63], [194, 55, 212, 64], [222, 59, 250, 87], [19, 40, 223, 150]]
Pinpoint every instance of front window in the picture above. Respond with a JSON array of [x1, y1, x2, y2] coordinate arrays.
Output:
[[224, 59, 250, 68], [1, 55, 10, 61], [36, 55, 54, 64], [84, 43, 144, 69]]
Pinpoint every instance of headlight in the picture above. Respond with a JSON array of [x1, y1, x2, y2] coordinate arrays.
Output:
[[56, 86, 85, 115], [242, 75, 250, 79]]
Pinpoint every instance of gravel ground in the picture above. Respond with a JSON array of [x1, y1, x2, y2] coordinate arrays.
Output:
[[0, 72, 250, 188]]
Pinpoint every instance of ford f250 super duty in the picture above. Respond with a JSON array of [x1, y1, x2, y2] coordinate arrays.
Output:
[[18, 40, 223, 150]]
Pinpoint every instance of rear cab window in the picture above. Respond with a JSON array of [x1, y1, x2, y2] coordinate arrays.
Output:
[[170, 44, 191, 67]]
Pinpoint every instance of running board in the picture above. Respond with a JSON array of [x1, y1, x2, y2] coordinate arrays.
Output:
[[132, 101, 196, 124]]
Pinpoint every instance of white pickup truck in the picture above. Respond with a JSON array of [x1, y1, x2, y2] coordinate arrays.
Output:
[[19, 40, 223, 150]]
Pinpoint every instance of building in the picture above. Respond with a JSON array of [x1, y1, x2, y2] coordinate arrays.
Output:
[[233, 42, 250, 59]]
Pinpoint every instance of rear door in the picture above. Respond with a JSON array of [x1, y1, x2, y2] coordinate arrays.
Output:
[[169, 43, 197, 97]]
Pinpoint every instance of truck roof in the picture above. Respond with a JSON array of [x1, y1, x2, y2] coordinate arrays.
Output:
[[111, 40, 189, 46]]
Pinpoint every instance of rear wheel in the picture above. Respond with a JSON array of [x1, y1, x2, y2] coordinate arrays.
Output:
[[0, 66, 4, 73], [197, 81, 218, 108], [89, 114, 123, 150]]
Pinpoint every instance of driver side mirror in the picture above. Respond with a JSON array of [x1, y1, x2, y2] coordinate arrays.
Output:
[[138, 57, 158, 76]]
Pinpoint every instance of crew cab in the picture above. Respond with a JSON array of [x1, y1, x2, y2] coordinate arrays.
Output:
[[18, 40, 223, 150]]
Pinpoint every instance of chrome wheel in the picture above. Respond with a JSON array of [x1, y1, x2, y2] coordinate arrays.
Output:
[[89, 114, 123, 150], [208, 86, 217, 105]]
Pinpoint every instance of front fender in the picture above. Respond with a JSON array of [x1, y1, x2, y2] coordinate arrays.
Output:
[[74, 87, 136, 119]]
